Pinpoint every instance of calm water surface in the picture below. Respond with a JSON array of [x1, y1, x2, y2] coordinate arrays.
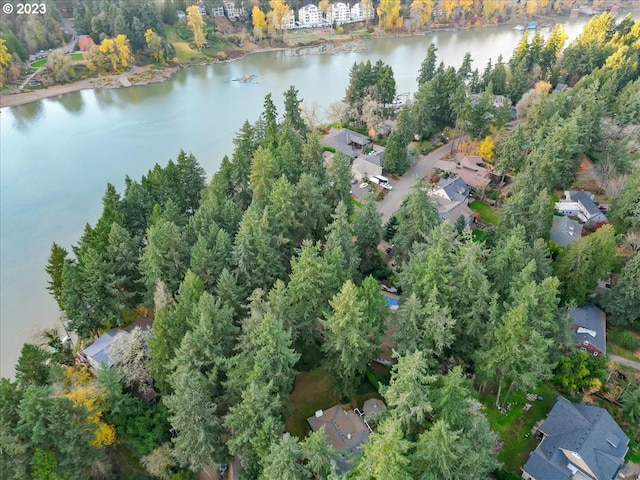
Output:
[[0, 18, 592, 378]]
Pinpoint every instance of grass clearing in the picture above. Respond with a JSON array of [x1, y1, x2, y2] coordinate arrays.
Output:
[[166, 26, 202, 60], [479, 383, 561, 473], [30, 52, 85, 69], [285, 368, 341, 439], [470, 200, 500, 225]]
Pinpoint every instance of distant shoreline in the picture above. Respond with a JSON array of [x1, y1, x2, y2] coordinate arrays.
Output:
[[0, 11, 622, 109]]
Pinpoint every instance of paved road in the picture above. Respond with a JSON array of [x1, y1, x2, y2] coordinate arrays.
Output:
[[376, 141, 454, 223], [609, 354, 640, 372]]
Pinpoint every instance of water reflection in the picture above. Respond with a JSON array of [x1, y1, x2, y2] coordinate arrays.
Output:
[[10, 101, 44, 132], [52, 91, 85, 114]]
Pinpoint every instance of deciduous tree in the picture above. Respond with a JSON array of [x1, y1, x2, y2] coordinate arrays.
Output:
[[377, 0, 403, 30], [186, 5, 205, 49]]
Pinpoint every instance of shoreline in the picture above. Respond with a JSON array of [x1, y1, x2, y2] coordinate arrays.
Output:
[[0, 12, 611, 109]]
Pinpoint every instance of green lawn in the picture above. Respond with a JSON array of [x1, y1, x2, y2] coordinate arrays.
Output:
[[285, 367, 383, 440], [30, 52, 85, 68], [470, 200, 500, 225], [479, 383, 561, 473], [166, 26, 203, 60]]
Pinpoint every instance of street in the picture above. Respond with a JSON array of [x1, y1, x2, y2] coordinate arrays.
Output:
[[357, 141, 454, 223]]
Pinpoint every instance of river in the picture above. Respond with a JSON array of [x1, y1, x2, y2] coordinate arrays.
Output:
[[0, 17, 594, 378]]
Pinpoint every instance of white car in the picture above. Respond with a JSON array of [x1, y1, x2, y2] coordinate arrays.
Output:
[[381, 183, 393, 191], [359, 182, 369, 189]]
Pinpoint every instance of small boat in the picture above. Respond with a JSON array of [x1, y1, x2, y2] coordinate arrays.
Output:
[[232, 74, 257, 83], [527, 21, 538, 29], [514, 24, 525, 31]]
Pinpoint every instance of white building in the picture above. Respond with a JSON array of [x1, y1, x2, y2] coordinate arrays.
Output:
[[224, 1, 245, 18], [350, 2, 374, 22], [299, 4, 321, 27], [328, 2, 350, 25]]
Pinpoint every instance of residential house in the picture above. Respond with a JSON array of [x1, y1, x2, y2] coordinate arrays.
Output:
[[299, 4, 321, 27], [554, 191, 607, 227], [198, 4, 207, 16], [470, 93, 509, 109], [350, 2, 374, 22], [224, 1, 244, 17], [436, 154, 492, 191], [430, 177, 474, 226], [176, 10, 186, 20], [321, 128, 371, 159], [327, 2, 350, 24], [522, 396, 628, 480], [211, 3, 225, 16], [308, 401, 385, 473], [352, 157, 382, 181], [549, 215, 583, 247], [79, 328, 129, 373], [568, 305, 607, 357]]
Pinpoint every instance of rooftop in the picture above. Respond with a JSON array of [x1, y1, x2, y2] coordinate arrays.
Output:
[[569, 305, 606, 354]]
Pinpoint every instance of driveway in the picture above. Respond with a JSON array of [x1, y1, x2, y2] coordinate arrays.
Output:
[[376, 141, 454, 223], [609, 354, 640, 372]]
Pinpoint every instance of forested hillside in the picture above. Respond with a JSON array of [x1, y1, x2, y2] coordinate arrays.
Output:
[[1, 12, 640, 480]]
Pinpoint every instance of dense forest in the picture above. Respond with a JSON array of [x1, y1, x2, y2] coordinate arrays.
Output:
[[2, 11, 640, 480]]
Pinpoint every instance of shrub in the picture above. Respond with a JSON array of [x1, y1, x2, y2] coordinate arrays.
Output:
[[616, 330, 639, 351]]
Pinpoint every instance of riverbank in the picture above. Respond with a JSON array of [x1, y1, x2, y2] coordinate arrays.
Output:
[[0, 16, 560, 109]]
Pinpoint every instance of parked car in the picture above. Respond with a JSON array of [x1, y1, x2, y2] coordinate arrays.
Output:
[[381, 183, 393, 191], [359, 182, 369, 189]]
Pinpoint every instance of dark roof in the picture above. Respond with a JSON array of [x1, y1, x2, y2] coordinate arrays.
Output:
[[569, 305, 606, 354], [523, 397, 628, 480], [320, 128, 371, 159], [307, 405, 369, 453], [550, 216, 582, 247], [125, 315, 153, 333], [569, 191, 601, 216], [436, 176, 470, 203]]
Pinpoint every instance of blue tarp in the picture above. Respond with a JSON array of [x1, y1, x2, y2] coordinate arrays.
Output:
[[385, 297, 399, 310]]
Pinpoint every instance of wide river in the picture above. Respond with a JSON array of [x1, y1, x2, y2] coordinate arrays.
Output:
[[0, 17, 594, 378]]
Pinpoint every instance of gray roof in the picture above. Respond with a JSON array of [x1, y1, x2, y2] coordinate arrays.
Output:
[[550, 215, 583, 247], [81, 328, 128, 368], [320, 128, 370, 159], [523, 397, 628, 480], [568, 191, 601, 216], [436, 176, 470, 203], [569, 305, 606, 354]]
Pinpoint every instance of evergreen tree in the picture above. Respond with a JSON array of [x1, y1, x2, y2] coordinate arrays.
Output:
[[354, 192, 383, 276], [283, 85, 307, 137], [322, 281, 380, 399], [417, 43, 438, 86], [393, 185, 441, 260], [602, 253, 640, 327], [45, 242, 68, 311], [15, 344, 50, 388], [189, 222, 233, 293], [325, 200, 359, 280]]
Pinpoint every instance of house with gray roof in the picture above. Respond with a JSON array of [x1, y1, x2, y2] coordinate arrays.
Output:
[[321, 128, 371, 159], [554, 191, 607, 227], [522, 396, 628, 480], [432, 176, 471, 204], [569, 305, 607, 357], [550, 215, 583, 247], [79, 328, 129, 373]]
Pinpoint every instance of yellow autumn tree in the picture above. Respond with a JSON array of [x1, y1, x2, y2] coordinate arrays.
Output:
[[534, 80, 552, 93], [459, 0, 474, 18], [186, 5, 206, 49], [145, 29, 164, 63], [253, 6, 268, 40], [410, 0, 434, 26], [526, 0, 539, 15], [0, 39, 12, 87], [61, 367, 116, 447], [361, 0, 374, 26], [441, 0, 456, 21], [319, 0, 330, 17], [479, 135, 495, 161], [269, 0, 291, 35], [377, 0, 403, 30]]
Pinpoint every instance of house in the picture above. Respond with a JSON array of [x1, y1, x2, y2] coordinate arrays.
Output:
[[79, 328, 129, 373], [554, 191, 607, 227], [429, 177, 474, 226], [352, 157, 382, 181], [321, 128, 371, 159], [77, 35, 95, 52], [522, 396, 628, 480], [211, 4, 225, 16], [308, 401, 385, 473], [568, 305, 607, 357], [436, 154, 492, 190], [198, 4, 207, 15], [176, 10, 186, 20], [327, 2, 350, 24], [550, 215, 583, 247], [224, 1, 244, 17], [299, 4, 321, 27]]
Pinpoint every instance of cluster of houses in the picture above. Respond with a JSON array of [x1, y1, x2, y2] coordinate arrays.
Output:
[[320, 128, 386, 182], [178, 1, 373, 29]]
